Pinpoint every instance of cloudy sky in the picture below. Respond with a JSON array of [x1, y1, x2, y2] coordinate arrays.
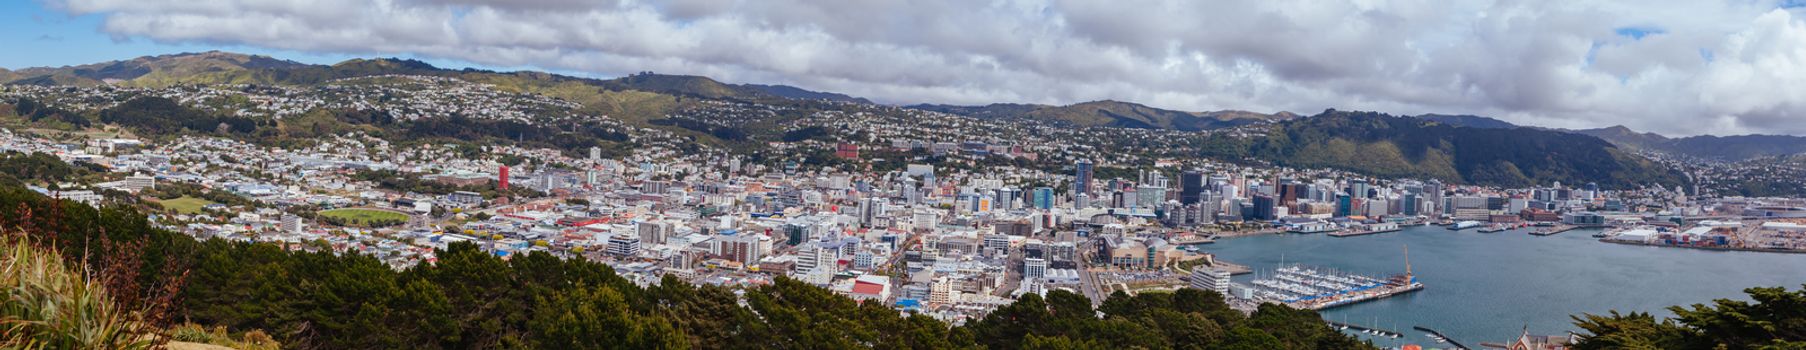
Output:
[[7, 0, 1806, 136]]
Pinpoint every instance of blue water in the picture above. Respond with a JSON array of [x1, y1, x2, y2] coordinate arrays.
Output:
[[1196, 226, 1806, 347]]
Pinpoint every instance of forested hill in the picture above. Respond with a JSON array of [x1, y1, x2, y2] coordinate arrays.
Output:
[[912, 100, 1296, 131], [1202, 110, 1688, 189], [1571, 125, 1806, 161], [1, 51, 867, 105], [0, 178, 1369, 349]]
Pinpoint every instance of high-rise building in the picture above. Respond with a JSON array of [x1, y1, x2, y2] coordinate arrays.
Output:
[[1350, 179, 1370, 199], [589, 146, 602, 161], [637, 221, 671, 245], [1074, 160, 1094, 196], [1180, 170, 1205, 205], [1335, 194, 1353, 217], [1032, 187, 1055, 209], [1251, 194, 1277, 221]]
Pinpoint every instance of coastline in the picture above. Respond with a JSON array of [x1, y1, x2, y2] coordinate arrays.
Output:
[[1597, 239, 1806, 254]]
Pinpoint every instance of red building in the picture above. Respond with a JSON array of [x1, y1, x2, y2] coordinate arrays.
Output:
[[499, 165, 511, 190]]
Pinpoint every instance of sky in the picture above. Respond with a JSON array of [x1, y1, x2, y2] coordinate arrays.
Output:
[[5, 0, 1806, 137]]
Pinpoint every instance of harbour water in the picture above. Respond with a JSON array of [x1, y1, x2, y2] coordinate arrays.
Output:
[[1195, 225, 1806, 346]]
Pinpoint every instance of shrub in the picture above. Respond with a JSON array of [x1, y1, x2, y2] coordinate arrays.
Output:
[[0, 231, 160, 349]]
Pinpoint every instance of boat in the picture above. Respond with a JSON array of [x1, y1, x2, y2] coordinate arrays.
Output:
[[1477, 224, 1508, 233]]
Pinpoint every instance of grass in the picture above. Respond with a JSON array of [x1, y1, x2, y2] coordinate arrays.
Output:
[[318, 208, 410, 227], [159, 196, 217, 215], [1, 233, 160, 349]]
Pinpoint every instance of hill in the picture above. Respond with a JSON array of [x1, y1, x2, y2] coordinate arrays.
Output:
[[1572, 126, 1806, 161], [1415, 114, 1518, 129], [914, 100, 1294, 131], [4, 51, 309, 87], [3, 52, 866, 105], [1205, 110, 1687, 189]]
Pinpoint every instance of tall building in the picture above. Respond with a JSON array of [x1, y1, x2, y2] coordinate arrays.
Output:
[[1251, 194, 1277, 221], [1350, 179, 1370, 199], [588, 146, 602, 161], [637, 221, 671, 245], [1180, 170, 1205, 205], [1032, 187, 1055, 209], [1074, 160, 1094, 196], [499, 165, 511, 190]]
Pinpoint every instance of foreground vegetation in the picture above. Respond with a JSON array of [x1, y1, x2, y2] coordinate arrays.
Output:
[[1571, 285, 1806, 349], [0, 232, 160, 349]]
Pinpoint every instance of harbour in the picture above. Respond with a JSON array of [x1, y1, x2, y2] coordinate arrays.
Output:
[[1196, 224, 1806, 344]]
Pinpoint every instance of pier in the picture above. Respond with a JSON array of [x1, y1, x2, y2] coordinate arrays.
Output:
[[1530, 225, 1579, 236], [1326, 320, 1403, 338], [1330, 227, 1401, 237], [1170, 236, 1215, 245], [1412, 326, 1472, 350]]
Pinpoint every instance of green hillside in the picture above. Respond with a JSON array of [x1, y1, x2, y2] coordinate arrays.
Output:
[[1208, 110, 1688, 189], [914, 100, 1294, 131], [1574, 125, 1806, 161]]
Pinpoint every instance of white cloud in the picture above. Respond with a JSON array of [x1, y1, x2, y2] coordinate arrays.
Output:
[[51, 0, 1806, 136]]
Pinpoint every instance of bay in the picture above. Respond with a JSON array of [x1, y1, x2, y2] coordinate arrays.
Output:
[[1195, 225, 1806, 347]]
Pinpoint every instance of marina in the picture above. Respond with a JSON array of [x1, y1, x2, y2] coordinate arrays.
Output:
[[1236, 246, 1422, 310]]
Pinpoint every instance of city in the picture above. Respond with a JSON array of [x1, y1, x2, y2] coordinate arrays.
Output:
[[4, 1, 1806, 349]]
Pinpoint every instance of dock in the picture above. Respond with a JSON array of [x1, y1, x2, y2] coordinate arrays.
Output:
[[1412, 326, 1472, 350], [1170, 236, 1215, 245], [1531, 225, 1578, 236], [1326, 320, 1403, 338], [1329, 227, 1402, 238]]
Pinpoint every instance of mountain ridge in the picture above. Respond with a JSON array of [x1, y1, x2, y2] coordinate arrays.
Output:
[[1201, 110, 1688, 189], [912, 100, 1295, 131]]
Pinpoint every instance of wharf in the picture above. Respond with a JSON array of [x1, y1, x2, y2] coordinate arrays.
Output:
[[1329, 227, 1402, 237], [1293, 282, 1424, 311], [1171, 236, 1215, 245], [1412, 326, 1471, 350], [1530, 225, 1578, 236], [1325, 320, 1403, 338]]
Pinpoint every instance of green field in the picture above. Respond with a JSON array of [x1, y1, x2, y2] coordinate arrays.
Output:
[[318, 208, 410, 228], [160, 196, 217, 215]]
